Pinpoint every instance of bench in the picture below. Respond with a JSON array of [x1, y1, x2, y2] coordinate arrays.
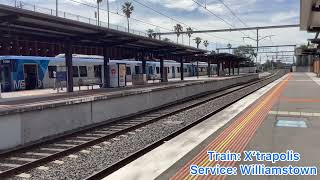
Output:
[[78, 79, 103, 90]]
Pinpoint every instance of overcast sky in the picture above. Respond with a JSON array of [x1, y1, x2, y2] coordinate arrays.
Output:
[[0, 0, 314, 62]]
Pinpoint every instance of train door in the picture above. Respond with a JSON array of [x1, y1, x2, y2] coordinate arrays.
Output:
[[172, 66, 176, 78], [94, 65, 102, 83], [24, 64, 38, 90], [0, 64, 12, 92]]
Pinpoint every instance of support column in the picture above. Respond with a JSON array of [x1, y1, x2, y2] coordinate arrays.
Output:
[[196, 60, 199, 78], [160, 56, 164, 82], [65, 41, 73, 92], [180, 57, 184, 81], [237, 62, 240, 75], [222, 60, 225, 73], [232, 61, 235, 75], [207, 60, 211, 77], [217, 61, 220, 76], [141, 51, 146, 74], [228, 60, 231, 76], [103, 45, 110, 88]]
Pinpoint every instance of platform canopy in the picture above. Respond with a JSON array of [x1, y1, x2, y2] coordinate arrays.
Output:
[[0, 4, 207, 57], [300, 0, 320, 32]]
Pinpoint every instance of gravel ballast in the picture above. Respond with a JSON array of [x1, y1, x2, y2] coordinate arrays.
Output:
[[10, 74, 282, 180]]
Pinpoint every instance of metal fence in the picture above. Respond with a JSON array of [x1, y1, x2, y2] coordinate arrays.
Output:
[[2, 0, 151, 38]]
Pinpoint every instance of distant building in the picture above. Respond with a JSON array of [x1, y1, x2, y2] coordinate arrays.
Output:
[[294, 47, 317, 72]]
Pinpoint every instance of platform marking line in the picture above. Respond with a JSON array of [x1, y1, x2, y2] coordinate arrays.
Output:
[[269, 111, 320, 117], [199, 77, 289, 180], [170, 78, 282, 180], [204, 76, 290, 180], [212, 103, 273, 180], [198, 81, 287, 180], [171, 87, 276, 180], [170, 74, 291, 180], [280, 97, 320, 103], [201, 76, 290, 180], [215, 96, 278, 180], [171, 78, 286, 180]]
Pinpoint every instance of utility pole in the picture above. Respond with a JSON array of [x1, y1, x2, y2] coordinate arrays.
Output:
[[98, 2, 100, 26], [256, 29, 259, 72], [56, 0, 58, 16], [107, 0, 110, 28], [97, 0, 102, 26], [243, 29, 274, 73]]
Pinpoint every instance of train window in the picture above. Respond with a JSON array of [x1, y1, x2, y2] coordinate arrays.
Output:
[[48, 66, 57, 79], [149, 66, 153, 74], [167, 67, 170, 73], [94, 65, 102, 78], [177, 67, 180, 73], [156, 67, 160, 74], [79, 66, 87, 77], [73, 66, 79, 77], [184, 68, 188, 72], [126, 67, 131, 75], [135, 66, 140, 74]]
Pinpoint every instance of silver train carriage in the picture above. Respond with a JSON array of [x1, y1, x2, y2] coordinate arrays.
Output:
[[0, 55, 217, 92]]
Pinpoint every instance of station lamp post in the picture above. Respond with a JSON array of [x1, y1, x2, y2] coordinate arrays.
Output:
[[243, 30, 274, 72], [56, 0, 58, 16], [97, 0, 102, 26]]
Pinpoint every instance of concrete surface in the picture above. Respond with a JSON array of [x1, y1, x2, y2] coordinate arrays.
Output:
[[0, 76, 228, 102], [0, 74, 258, 151], [102, 74, 286, 180], [227, 73, 320, 180]]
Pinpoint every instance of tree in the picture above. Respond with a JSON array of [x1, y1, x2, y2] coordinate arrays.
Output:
[[203, 40, 209, 50], [174, 24, 183, 43], [147, 29, 154, 38], [227, 43, 232, 53], [234, 45, 257, 63], [194, 37, 202, 48], [163, 38, 171, 42], [122, 1, 134, 33], [186, 27, 193, 46]]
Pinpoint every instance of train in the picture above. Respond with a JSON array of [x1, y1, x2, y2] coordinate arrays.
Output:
[[0, 55, 217, 92]]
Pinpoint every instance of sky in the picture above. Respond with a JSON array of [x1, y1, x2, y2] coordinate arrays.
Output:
[[0, 0, 315, 63]]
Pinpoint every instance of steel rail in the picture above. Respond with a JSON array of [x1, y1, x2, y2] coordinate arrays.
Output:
[[0, 74, 277, 178], [84, 71, 285, 180]]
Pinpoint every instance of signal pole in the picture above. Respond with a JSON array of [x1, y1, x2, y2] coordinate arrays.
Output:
[[243, 29, 274, 72], [56, 0, 58, 16]]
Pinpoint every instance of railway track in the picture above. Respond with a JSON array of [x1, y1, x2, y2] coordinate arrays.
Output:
[[0, 72, 283, 179]]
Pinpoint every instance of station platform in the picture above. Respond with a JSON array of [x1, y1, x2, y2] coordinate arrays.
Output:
[[0, 74, 260, 151], [103, 72, 320, 180], [0, 75, 231, 103]]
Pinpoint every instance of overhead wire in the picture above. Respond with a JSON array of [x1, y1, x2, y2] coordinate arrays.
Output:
[[191, 0, 255, 40], [131, 0, 244, 44], [66, 0, 172, 31]]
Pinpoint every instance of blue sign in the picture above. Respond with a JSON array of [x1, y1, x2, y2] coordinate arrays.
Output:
[[56, 71, 67, 81]]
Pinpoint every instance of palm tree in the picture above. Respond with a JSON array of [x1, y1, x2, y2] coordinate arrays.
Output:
[[122, 1, 134, 33], [227, 43, 232, 53], [203, 40, 209, 50], [210, 50, 216, 55], [186, 27, 193, 46], [174, 24, 183, 43], [163, 38, 171, 42], [147, 29, 154, 38], [194, 37, 202, 48]]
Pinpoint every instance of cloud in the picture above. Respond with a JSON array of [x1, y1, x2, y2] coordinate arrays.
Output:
[[6, 0, 311, 63]]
